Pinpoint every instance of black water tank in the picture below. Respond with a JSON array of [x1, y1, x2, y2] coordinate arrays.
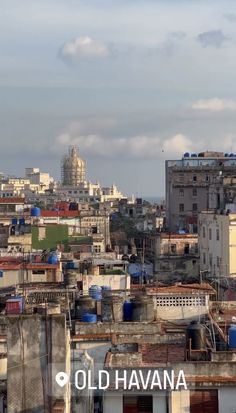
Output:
[[75, 296, 96, 320], [186, 321, 206, 350]]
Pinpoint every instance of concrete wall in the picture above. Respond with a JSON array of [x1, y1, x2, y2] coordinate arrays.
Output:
[[156, 304, 208, 321], [7, 315, 70, 413], [219, 387, 236, 413], [82, 274, 130, 291], [0, 270, 20, 288], [103, 392, 123, 413]]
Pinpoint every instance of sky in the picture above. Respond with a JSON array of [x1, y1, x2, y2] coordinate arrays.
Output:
[[1, 0, 236, 196]]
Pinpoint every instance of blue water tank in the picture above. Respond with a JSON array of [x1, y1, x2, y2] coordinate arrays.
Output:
[[66, 261, 75, 269], [191, 153, 197, 157], [184, 152, 190, 157], [31, 207, 41, 217], [102, 285, 111, 291], [89, 285, 102, 300], [230, 153, 234, 157], [229, 325, 236, 348], [11, 218, 18, 225], [48, 254, 58, 265], [82, 313, 97, 323], [123, 301, 133, 321], [19, 218, 25, 226], [225, 153, 229, 157]]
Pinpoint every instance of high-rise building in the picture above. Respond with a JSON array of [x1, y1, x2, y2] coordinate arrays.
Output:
[[165, 151, 236, 233], [61, 146, 86, 186]]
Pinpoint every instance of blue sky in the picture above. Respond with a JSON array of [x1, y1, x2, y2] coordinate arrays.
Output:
[[1, 0, 236, 195]]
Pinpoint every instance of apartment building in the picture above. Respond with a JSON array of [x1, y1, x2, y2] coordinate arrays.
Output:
[[198, 211, 236, 278], [165, 151, 236, 233]]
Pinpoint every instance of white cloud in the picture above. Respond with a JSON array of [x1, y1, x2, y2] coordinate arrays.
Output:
[[60, 36, 110, 62], [162, 134, 196, 155], [192, 98, 236, 112], [53, 122, 194, 159]]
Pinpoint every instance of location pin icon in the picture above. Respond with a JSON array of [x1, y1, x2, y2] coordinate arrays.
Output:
[[55, 372, 69, 388]]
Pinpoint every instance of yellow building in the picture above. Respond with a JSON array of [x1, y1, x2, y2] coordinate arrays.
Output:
[[199, 211, 236, 277]]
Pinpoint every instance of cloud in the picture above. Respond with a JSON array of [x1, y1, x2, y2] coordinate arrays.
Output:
[[59, 36, 110, 62], [169, 31, 186, 40], [52, 121, 195, 159], [149, 31, 186, 58], [223, 13, 236, 23], [192, 98, 236, 111], [197, 30, 228, 48]]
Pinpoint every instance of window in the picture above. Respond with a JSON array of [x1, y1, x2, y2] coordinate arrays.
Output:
[[170, 244, 176, 254], [209, 254, 212, 267], [190, 390, 218, 413], [195, 243, 198, 253], [93, 245, 101, 253], [192, 203, 198, 211], [206, 175, 209, 182], [217, 256, 220, 268], [123, 396, 153, 413], [179, 174, 184, 182], [193, 175, 197, 182], [216, 228, 220, 241], [209, 228, 212, 240], [179, 203, 184, 212], [32, 270, 46, 275], [203, 252, 206, 265], [203, 226, 206, 238], [179, 188, 184, 197], [193, 187, 197, 197], [184, 243, 190, 254]]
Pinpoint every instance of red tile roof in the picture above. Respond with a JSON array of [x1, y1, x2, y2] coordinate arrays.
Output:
[[41, 210, 80, 217], [147, 283, 215, 295], [0, 198, 25, 204]]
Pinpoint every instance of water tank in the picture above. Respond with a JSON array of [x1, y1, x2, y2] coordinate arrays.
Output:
[[230, 153, 234, 157], [228, 325, 236, 348], [123, 301, 133, 321], [184, 152, 190, 158], [11, 218, 17, 225], [66, 261, 75, 270], [225, 153, 229, 157], [75, 296, 96, 320], [31, 207, 41, 217], [82, 313, 97, 323], [89, 285, 102, 301], [19, 218, 25, 226], [64, 271, 77, 288], [191, 153, 197, 157], [186, 321, 206, 350], [131, 296, 154, 322], [102, 285, 112, 297], [101, 295, 123, 322], [48, 254, 58, 265]]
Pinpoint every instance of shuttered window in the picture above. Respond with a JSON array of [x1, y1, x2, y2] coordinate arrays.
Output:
[[190, 390, 218, 413], [123, 396, 153, 413]]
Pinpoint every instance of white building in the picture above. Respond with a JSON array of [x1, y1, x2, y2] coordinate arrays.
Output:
[[198, 211, 236, 278]]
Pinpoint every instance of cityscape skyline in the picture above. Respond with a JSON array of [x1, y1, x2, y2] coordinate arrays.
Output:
[[1, 0, 236, 196]]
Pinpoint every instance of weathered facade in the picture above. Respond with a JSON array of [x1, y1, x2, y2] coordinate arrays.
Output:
[[165, 152, 236, 233]]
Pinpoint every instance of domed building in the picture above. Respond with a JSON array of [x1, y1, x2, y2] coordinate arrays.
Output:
[[61, 146, 86, 186]]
